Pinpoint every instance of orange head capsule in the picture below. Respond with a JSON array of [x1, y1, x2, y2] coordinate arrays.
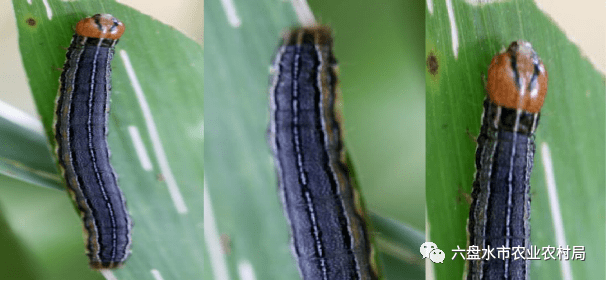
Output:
[[75, 14, 125, 40], [487, 41, 548, 113]]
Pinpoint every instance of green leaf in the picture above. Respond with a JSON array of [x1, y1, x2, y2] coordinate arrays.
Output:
[[12, 0, 203, 279], [0, 112, 61, 189], [371, 212, 425, 280], [205, 0, 425, 279], [0, 175, 101, 279], [426, 0, 605, 279], [0, 176, 48, 280]]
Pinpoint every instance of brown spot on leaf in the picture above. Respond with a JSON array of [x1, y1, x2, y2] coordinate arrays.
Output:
[[427, 52, 439, 75], [26, 18, 36, 26]]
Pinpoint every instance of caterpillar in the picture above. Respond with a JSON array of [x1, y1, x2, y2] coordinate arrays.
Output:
[[268, 26, 378, 280], [467, 40, 548, 280], [54, 13, 132, 269]]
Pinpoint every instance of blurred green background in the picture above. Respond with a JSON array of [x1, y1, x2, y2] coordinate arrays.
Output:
[[0, 175, 98, 279], [307, 0, 426, 232]]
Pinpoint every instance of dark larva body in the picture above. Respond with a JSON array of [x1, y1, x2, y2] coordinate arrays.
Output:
[[467, 41, 548, 280], [54, 14, 131, 269], [269, 27, 377, 279], [468, 99, 538, 279]]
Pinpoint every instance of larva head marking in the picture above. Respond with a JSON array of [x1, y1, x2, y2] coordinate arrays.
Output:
[[487, 40, 548, 113], [75, 14, 125, 40], [282, 26, 333, 47]]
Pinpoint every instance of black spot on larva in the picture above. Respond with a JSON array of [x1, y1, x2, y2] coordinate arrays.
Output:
[[26, 18, 36, 26], [427, 52, 438, 75]]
